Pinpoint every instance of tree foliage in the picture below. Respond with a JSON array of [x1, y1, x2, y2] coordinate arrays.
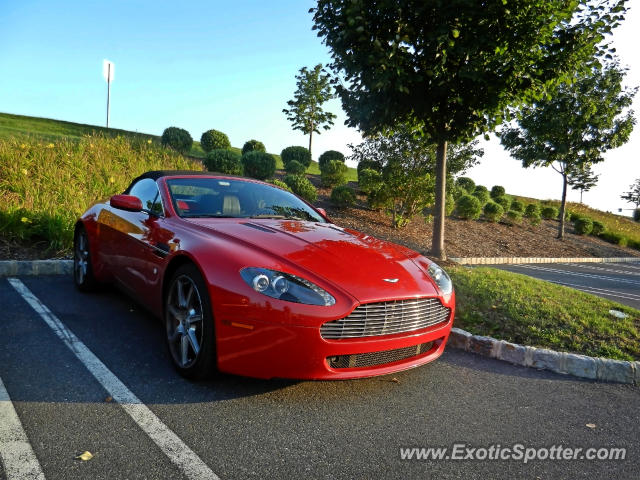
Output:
[[568, 164, 599, 203], [621, 178, 640, 208], [312, 0, 628, 258], [349, 125, 482, 228], [500, 64, 635, 239], [348, 125, 483, 178], [282, 64, 336, 158]]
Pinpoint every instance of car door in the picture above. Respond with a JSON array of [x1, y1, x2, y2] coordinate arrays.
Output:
[[115, 178, 171, 306]]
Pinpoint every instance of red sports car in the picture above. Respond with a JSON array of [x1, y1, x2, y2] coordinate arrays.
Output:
[[74, 171, 455, 379]]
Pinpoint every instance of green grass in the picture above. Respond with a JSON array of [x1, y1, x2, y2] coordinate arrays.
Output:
[[0, 112, 358, 179], [0, 134, 201, 251], [450, 266, 640, 361]]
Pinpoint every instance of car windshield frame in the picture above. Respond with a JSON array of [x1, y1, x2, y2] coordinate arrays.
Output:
[[166, 177, 326, 223]]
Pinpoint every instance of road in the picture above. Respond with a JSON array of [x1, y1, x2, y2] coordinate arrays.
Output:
[[492, 262, 640, 310], [0, 275, 638, 480]]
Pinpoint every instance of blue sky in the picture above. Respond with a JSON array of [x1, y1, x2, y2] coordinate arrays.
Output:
[[1, 0, 638, 214]]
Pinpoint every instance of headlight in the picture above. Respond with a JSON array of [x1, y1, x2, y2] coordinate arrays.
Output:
[[240, 267, 336, 306], [427, 263, 453, 295]]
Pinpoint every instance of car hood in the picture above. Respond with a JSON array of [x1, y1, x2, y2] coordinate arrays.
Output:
[[187, 219, 439, 302]]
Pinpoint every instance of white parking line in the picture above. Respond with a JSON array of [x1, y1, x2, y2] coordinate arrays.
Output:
[[0, 376, 46, 480], [7, 278, 220, 480]]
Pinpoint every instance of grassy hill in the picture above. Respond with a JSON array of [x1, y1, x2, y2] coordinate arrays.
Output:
[[0, 112, 355, 179], [514, 195, 640, 244]]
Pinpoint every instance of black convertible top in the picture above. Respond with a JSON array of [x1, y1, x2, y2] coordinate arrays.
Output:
[[123, 170, 223, 194]]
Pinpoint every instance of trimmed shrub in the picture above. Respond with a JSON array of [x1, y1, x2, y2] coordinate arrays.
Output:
[[494, 195, 512, 212], [200, 129, 230, 152], [321, 159, 348, 187], [541, 206, 559, 219], [356, 159, 383, 176], [318, 150, 345, 169], [242, 139, 266, 155], [359, 168, 383, 195], [204, 149, 243, 175], [330, 185, 356, 208], [599, 231, 628, 247], [241, 151, 276, 180], [472, 185, 490, 204], [524, 203, 541, 226], [483, 201, 504, 223], [161, 127, 193, 154], [490, 185, 505, 199], [285, 160, 306, 175], [456, 195, 482, 220], [592, 220, 605, 236], [269, 179, 292, 192], [506, 210, 523, 225], [569, 211, 582, 221], [368, 188, 389, 210], [627, 238, 640, 250], [445, 193, 456, 216], [451, 184, 467, 200], [633, 208, 640, 222], [573, 217, 593, 235], [455, 177, 475, 194], [281, 146, 311, 168], [510, 199, 525, 213], [283, 174, 317, 203], [524, 203, 540, 218]]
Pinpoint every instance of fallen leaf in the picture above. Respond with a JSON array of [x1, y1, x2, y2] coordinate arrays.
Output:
[[105, 396, 113, 403], [391, 377, 400, 384], [76, 451, 93, 461], [586, 423, 596, 429]]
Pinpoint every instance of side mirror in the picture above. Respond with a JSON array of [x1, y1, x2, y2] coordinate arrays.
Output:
[[316, 207, 329, 220], [110, 194, 143, 212]]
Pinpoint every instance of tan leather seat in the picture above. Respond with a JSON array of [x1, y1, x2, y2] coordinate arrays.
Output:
[[222, 195, 241, 216]]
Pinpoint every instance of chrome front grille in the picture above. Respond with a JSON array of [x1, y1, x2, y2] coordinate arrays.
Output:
[[327, 342, 435, 369], [320, 298, 451, 340]]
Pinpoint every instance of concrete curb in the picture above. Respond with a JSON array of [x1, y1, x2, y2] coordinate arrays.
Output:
[[0, 259, 73, 276], [447, 327, 638, 385], [449, 256, 640, 265]]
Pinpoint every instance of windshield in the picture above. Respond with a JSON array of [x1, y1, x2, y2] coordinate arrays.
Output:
[[167, 177, 326, 222]]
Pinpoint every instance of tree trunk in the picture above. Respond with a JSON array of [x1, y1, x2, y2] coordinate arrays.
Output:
[[431, 141, 448, 260], [558, 173, 568, 240], [580, 189, 583, 204], [308, 130, 313, 160]]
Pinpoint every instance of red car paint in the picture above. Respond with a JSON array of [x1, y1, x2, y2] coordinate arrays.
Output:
[[77, 173, 455, 379]]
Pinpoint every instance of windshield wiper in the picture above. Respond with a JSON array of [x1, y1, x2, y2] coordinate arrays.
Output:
[[248, 214, 286, 219]]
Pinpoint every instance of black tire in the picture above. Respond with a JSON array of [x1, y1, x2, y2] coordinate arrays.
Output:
[[74, 225, 98, 292], [165, 264, 217, 379]]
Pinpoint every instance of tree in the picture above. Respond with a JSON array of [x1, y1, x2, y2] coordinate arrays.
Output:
[[312, 0, 627, 259], [621, 178, 640, 208], [349, 124, 483, 227], [282, 64, 336, 158], [500, 64, 635, 239], [568, 165, 599, 204]]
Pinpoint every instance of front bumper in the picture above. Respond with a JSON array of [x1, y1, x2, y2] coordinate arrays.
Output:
[[213, 294, 454, 380]]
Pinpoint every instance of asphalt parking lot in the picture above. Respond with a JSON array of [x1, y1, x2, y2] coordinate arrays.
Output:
[[491, 262, 640, 310], [1, 275, 639, 480]]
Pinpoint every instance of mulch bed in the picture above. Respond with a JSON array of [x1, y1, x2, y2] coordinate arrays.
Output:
[[316, 183, 640, 260]]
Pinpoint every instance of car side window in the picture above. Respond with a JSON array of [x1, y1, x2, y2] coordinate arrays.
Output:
[[129, 178, 164, 216]]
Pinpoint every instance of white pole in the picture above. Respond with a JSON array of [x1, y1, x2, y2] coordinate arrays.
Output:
[[106, 63, 111, 129]]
